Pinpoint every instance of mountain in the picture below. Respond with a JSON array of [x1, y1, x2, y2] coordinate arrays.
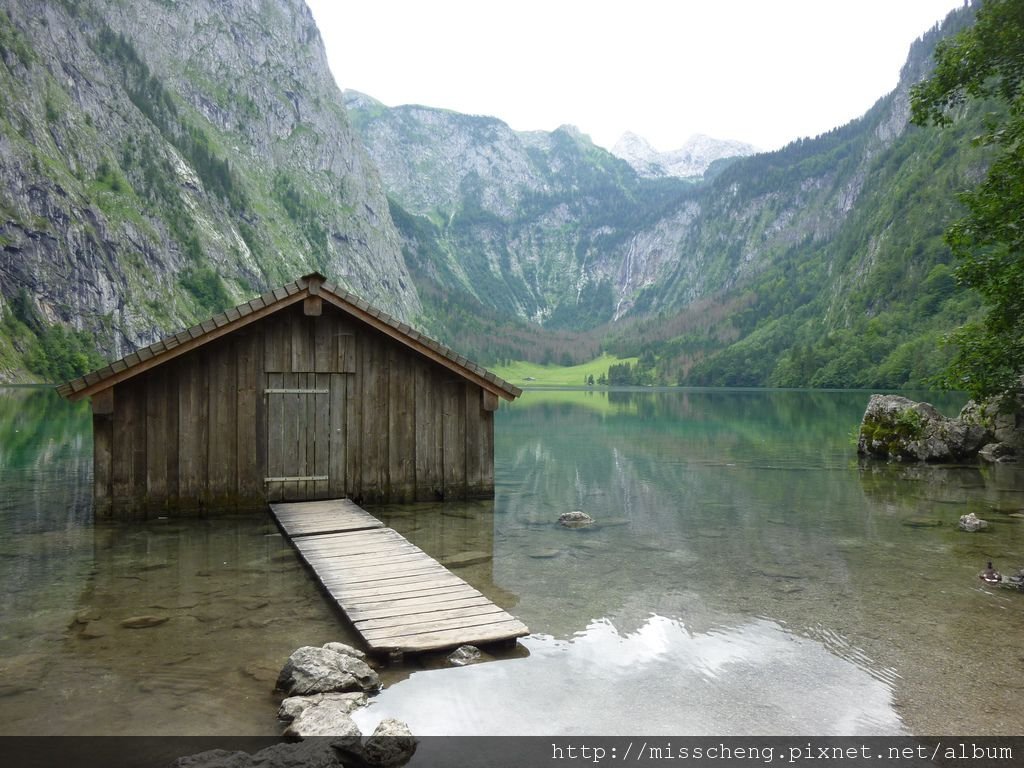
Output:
[[343, 90, 696, 330], [610, 131, 758, 179], [0, 0, 417, 381], [609, 7, 984, 388], [345, 5, 986, 389], [0, 0, 987, 392]]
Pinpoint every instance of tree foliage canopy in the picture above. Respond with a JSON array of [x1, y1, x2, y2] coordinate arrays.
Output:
[[910, 0, 1024, 400]]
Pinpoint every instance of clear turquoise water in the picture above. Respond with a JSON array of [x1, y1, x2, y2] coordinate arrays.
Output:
[[2, 386, 1022, 735]]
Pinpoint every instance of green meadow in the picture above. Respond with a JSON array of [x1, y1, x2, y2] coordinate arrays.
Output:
[[490, 354, 638, 387]]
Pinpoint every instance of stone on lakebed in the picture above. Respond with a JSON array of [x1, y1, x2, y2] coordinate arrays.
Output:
[[558, 511, 594, 528]]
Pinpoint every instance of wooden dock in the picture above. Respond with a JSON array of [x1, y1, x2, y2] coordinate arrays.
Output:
[[270, 498, 529, 655]]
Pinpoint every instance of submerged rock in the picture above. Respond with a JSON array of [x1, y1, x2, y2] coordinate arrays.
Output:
[[857, 394, 991, 462], [528, 548, 562, 558], [447, 645, 482, 667], [119, 615, 170, 629], [276, 644, 379, 696], [1005, 569, 1024, 591], [959, 513, 990, 532], [558, 511, 594, 528], [439, 551, 492, 568]]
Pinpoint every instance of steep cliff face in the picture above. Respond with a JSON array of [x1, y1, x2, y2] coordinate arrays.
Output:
[[0, 0, 417, 380], [344, 90, 696, 328]]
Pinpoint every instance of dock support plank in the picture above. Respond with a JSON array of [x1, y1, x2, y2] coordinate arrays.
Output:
[[270, 498, 528, 654]]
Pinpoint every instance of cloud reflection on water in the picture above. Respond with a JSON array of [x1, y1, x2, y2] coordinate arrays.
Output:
[[353, 613, 904, 735]]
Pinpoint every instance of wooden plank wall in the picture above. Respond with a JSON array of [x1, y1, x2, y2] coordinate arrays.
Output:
[[96, 303, 497, 517]]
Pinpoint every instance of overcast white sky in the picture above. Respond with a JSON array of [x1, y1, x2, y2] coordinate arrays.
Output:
[[305, 0, 966, 152]]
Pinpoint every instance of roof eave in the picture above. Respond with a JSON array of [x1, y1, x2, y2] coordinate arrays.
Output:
[[57, 275, 521, 403]]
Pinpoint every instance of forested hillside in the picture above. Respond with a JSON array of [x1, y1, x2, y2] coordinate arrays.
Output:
[[611, 8, 986, 388]]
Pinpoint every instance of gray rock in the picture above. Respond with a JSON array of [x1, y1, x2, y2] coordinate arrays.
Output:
[[447, 645, 482, 667], [250, 741, 339, 768], [558, 511, 595, 528], [361, 719, 417, 767], [333, 718, 417, 768], [278, 692, 368, 722], [172, 750, 255, 768], [961, 391, 1024, 450], [959, 513, 990, 532], [173, 741, 340, 768], [979, 442, 1018, 463], [276, 645, 380, 696], [283, 701, 362, 740], [322, 641, 368, 662], [857, 394, 991, 462]]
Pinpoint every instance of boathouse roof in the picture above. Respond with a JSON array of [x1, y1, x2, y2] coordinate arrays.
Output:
[[57, 272, 521, 402]]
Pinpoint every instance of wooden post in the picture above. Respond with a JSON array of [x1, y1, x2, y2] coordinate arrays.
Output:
[[481, 390, 499, 412], [304, 295, 323, 316]]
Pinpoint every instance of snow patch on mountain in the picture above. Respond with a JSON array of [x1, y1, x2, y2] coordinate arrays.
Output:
[[612, 131, 758, 179]]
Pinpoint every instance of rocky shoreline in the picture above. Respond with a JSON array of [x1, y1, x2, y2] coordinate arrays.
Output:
[[858, 391, 1024, 591], [173, 639, 496, 767], [172, 642, 417, 768]]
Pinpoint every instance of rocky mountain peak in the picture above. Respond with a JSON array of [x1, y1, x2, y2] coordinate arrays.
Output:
[[611, 131, 758, 179]]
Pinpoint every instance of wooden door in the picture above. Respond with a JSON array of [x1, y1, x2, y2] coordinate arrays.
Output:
[[264, 372, 337, 501]]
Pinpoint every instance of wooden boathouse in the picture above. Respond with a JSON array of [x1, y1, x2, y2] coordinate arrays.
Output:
[[57, 273, 521, 518]]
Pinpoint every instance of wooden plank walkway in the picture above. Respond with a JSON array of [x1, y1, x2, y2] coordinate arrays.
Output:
[[270, 498, 529, 655]]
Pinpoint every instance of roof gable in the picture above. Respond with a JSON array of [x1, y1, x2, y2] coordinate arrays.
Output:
[[57, 274, 521, 402]]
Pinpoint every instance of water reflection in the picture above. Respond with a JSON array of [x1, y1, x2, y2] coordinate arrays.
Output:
[[352, 612, 903, 736], [488, 389, 1024, 735], [2, 386, 1023, 736]]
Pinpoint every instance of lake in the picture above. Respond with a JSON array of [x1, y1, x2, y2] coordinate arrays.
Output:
[[1, 385, 1022, 736]]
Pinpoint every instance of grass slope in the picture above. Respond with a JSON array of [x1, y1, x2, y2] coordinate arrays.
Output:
[[492, 353, 638, 387]]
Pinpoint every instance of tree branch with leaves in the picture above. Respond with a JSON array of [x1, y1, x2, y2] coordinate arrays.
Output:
[[910, 0, 1024, 402]]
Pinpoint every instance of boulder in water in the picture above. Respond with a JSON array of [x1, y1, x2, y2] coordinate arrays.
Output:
[[958, 513, 990, 532], [276, 644, 379, 696], [858, 394, 990, 462], [558, 511, 594, 528]]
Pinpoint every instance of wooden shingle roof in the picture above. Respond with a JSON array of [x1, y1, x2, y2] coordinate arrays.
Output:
[[57, 273, 522, 402]]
